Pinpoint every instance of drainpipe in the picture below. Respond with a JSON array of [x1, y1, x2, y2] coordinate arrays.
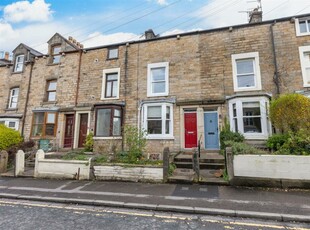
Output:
[[270, 21, 280, 95], [122, 44, 129, 151], [21, 60, 34, 137], [72, 50, 83, 149]]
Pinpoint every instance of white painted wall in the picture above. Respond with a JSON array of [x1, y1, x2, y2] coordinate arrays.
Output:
[[15, 150, 25, 176], [93, 165, 163, 182], [234, 155, 310, 180], [34, 150, 91, 180]]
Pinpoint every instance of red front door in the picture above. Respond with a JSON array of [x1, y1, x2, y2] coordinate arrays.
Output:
[[184, 112, 197, 148], [78, 114, 88, 148], [64, 114, 74, 148]]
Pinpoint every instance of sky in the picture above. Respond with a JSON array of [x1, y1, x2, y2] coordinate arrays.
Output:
[[0, 0, 310, 54]]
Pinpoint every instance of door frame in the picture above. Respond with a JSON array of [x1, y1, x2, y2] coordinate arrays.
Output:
[[184, 110, 198, 149], [63, 113, 75, 148], [73, 111, 91, 149], [203, 111, 219, 150]]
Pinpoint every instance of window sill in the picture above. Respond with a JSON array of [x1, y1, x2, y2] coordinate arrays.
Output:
[[296, 32, 310, 37], [11, 71, 23, 74], [47, 63, 60, 66], [42, 101, 57, 105], [93, 136, 122, 140], [5, 108, 18, 111], [100, 97, 119, 100], [146, 136, 174, 140], [234, 87, 262, 92], [243, 133, 269, 140], [106, 58, 118, 61]]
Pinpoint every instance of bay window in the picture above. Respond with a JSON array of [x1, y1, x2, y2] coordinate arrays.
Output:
[[95, 106, 122, 137], [31, 112, 57, 137], [143, 103, 173, 138], [229, 97, 270, 139]]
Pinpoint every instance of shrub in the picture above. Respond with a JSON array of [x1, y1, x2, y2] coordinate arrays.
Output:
[[124, 125, 146, 163], [220, 118, 244, 153], [266, 134, 289, 151], [275, 129, 310, 155], [0, 124, 23, 151], [225, 141, 267, 155], [83, 132, 94, 152], [269, 94, 310, 133]]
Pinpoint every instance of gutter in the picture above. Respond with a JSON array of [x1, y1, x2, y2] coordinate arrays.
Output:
[[270, 21, 280, 95]]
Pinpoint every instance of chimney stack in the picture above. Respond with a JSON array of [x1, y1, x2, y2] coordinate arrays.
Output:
[[145, 29, 156, 40], [4, 52, 10, 60], [249, 8, 262, 23]]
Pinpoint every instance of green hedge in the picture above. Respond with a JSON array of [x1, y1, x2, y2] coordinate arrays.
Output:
[[0, 124, 23, 151]]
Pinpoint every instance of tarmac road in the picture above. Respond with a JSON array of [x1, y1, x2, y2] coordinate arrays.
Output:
[[0, 199, 309, 230]]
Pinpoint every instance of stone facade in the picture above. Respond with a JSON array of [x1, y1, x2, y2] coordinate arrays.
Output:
[[1, 14, 309, 155]]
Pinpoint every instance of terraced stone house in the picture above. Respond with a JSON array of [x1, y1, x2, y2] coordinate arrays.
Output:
[[1, 12, 309, 157]]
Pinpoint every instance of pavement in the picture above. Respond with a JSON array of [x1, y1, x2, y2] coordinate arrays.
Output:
[[0, 177, 309, 223]]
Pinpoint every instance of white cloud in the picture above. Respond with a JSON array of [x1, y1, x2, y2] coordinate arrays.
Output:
[[83, 32, 141, 48], [0, 21, 19, 45], [4, 0, 52, 23], [194, 0, 310, 29], [161, 28, 202, 36], [0, 22, 70, 53], [156, 0, 168, 6]]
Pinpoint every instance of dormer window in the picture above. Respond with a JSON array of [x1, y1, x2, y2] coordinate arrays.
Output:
[[14, 55, 24, 72], [51, 45, 61, 64]]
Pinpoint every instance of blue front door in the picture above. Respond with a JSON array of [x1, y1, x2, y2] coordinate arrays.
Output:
[[204, 112, 219, 149]]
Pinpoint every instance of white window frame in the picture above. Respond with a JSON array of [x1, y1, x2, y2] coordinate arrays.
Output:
[[14, 54, 24, 72], [147, 62, 169, 97], [142, 103, 174, 139], [298, 45, 310, 87], [9, 87, 19, 109], [295, 18, 310, 36], [0, 118, 19, 131], [231, 52, 262, 92], [228, 96, 271, 140], [101, 68, 120, 100]]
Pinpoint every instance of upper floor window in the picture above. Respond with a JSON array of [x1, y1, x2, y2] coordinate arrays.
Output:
[[107, 48, 118, 59], [231, 52, 262, 92], [295, 18, 310, 36], [9, 87, 19, 109], [51, 45, 61, 64], [143, 103, 173, 139], [299, 45, 310, 87], [95, 106, 122, 137], [101, 68, 120, 100], [147, 62, 169, 97], [14, 55, 24, 72], [31, 112, 57, 137], [46, 80, 57, 102]]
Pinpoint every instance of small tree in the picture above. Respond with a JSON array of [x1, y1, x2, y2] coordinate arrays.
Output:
[[124, 125, 146, 163], [0, 124, 23, 151], [83, 132, 94, 152], [269, 94, 310, 133]]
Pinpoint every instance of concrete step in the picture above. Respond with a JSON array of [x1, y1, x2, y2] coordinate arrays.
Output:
[[199, 158, 225, 164], [168, 168, 195, 183], [199, 163, 225, 170], [174, 162, 193, 169]]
